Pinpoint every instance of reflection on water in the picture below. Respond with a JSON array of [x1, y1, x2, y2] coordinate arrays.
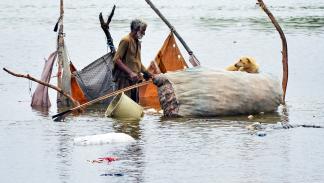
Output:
[[32, 106, 50, 117], [55, 127, 73, 183], [110, 118, 145, 182], [112, 118, 142, 140], [280, 104, 289, 123], [159, 105, 288, 126]]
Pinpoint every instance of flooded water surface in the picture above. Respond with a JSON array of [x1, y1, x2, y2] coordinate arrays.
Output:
[[1, 0, 324, 182]]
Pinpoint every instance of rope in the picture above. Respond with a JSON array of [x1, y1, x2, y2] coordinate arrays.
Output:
[[28, 79, 33, 98]]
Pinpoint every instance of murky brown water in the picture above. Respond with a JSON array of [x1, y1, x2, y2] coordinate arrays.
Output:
[[1, 0, 324, 182]]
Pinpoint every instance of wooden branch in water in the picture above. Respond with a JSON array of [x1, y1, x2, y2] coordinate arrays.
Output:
[[3, 67, 79, 107], [99, 5, 116, 53], [257, 0, 288, 104]]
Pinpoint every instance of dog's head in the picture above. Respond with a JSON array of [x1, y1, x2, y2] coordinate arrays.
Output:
[[234, 56, 255, 68]]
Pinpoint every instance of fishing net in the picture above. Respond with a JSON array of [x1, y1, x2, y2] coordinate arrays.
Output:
[[154, 67, 282, 117], [74, 53, 116, 103]]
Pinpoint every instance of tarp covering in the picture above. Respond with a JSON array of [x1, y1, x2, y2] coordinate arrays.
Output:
[[139, 32, 188, 108], [154, 67, 282, 117], [31, 51, 57, 107], [154, 32, 188, 72], [75, 53, 116, 103]]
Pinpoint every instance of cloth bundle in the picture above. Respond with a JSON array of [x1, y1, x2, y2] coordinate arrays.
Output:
[[154, 67, 282, 117]]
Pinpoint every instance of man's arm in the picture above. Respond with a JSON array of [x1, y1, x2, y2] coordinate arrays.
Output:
[[115, 58, 139, 81], [140, 63, 153, 80]]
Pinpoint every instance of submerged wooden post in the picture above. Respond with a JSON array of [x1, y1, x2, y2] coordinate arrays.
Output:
[[257, 0, 288, 104]]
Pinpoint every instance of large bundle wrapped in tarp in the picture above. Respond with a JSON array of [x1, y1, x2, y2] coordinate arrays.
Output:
[[154, 67, 282, 117], [74, 53, 116, 103]]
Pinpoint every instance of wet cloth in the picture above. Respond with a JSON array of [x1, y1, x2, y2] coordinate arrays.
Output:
[[154, 67, 282, 117], [31, 51, 57, 107]]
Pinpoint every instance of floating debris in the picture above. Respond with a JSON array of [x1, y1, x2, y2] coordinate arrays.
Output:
[[100, 173, 124, 177], [74, 133, 135, 146], [246, 122, 263, 131], [248, 115, 254, 120], [88, 157, 118, 164], [256, 131, 267, 137]]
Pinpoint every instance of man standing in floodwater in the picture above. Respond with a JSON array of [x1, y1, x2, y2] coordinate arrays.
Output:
[[113, 19, 152, 103]]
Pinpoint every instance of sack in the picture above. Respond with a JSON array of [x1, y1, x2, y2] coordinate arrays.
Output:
[[154, 67, 282, 117]]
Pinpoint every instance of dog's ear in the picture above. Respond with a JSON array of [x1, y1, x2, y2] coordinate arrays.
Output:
[[246, 58, 251, 63]]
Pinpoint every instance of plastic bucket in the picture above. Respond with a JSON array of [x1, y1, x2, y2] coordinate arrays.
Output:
[[105, 92, 144, 119]]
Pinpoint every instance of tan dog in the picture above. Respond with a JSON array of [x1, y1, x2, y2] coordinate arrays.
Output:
[[226, 56, 259, 73]]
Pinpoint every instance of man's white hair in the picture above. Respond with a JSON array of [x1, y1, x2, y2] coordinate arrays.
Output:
[[130, 19, 147, 32]]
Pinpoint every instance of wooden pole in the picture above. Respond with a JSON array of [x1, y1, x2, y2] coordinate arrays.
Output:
[[58, 0, 64, 35], [58, 0, 64, 44], [60, 0, 64, 16], [53, 0, 64, 32], [56, 0, 73, 107], [257, 0, 288, 104], [144, 0, 200, 66], [3, 68, 79, 107]]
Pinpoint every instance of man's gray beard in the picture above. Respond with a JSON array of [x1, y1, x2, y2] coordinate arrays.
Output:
[[137, 32, 143, 40]]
